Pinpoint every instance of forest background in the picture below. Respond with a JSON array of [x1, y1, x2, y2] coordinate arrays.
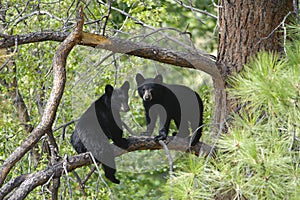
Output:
[[0, 0, 299, 199]]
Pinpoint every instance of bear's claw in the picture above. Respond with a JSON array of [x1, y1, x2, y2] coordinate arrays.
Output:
[[154, 133, 167, 142]]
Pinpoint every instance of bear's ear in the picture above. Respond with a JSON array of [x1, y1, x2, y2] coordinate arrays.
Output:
[[135, 73, 145, 85], [105, 84, 114, 96], [121, 81, 130, 91], [154, 74, 163, 83]]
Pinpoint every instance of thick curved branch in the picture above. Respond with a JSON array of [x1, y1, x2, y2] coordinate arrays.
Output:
[[1, 136, 214, 199], [0, 8, 84, 187], [81, 32, 219, 79], [0, 174, 30, 199], [2, 154, 91, 200], [0, 32, 220, 80], [115, 136, 213, 157]]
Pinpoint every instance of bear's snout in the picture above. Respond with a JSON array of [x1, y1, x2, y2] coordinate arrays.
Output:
[[143, 90, 152, 101]]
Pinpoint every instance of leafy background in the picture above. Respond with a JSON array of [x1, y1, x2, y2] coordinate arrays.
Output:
[[1, 0, 299, 199]]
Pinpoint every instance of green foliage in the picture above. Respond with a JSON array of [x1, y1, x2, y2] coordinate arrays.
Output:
[[210, 118, 299, 199], [161, 27, 300, 199], [161, 156, 212, 200], [228, 52, 298, 116], [1, 0, 297, 198]]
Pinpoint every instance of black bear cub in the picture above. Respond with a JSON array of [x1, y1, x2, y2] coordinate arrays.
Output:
[[71, 81, 130, 184], [136, 73, 203, 146]]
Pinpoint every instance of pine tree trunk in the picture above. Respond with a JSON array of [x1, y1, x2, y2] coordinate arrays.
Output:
[[213, 0, 293, 131]]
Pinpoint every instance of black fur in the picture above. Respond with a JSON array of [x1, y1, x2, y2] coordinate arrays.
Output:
[[136, 73, 203, 146], [71, 81, 130, 184]]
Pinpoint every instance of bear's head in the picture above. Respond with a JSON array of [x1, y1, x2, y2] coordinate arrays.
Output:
[[135, 73, 163, 102], [105, 81, 130, 112]]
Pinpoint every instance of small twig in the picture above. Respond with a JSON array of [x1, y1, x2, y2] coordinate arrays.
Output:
[[282, 16, 288, 55], [173, 0, 217, 19], [72, 53, 112, 89], [114, 2, 134, 36], [11, 10, 67, 28], [113, 54, 118, 85], [102, 0, 112, 36], [122, 122, 136, 136], [128, 27, 204, 54], [63, 0, 77, 30], [188, 124, 205, 149], [54, 118, 74, 140], [99, 1, 202, 52], [44, 66, 53, 78], [203, 122, 225, 167], [71, 171, 87, 196], [46, 129, 60, 200], [53, 118, 78, 132], [62, 155, 73, 199], [41, 173, 55, 199], [158, 140, 174, 200], [255, 11, 292, 51], [82, 166, 96, 185], [87, 152, 113, 200], [211, 0, 222, 8]]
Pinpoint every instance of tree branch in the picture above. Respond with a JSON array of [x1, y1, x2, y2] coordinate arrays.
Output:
[[0, 174, 31, 199], [0, 32, 220, 80], [0, 136, 214, 199], [0, 7, 84, 187], [115, 136, 213, 157]]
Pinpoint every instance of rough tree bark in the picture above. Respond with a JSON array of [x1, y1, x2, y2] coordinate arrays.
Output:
[[213, 0, 294, 131]]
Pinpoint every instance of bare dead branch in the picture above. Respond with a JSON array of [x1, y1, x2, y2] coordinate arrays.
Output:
[[0, 32, 67, 47], [115, 136, 214, 157], [0, 174, 31, 199], [47, 130, 60, 200], [87, 152, 113, 198], [99, 1, 200, 50], [82, 166, 96, 185], [3, 153, 91, 200], [71, 171, 87, 196], [11, 10, 66, 27], [53, 119, 78, 132], [255, 12, 292, 50], [0, 7, 84, 187], [53, 118, 78, 140], [101, 0, 112, 36], [0, 31, 219, 80], [1, 136, 214, 199], [159, 140, 174, 200]]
